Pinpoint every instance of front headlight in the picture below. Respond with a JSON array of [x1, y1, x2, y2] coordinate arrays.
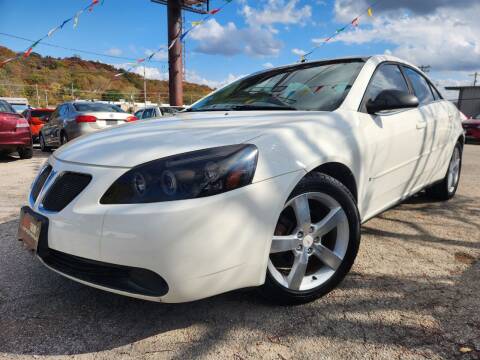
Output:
[[100, 144, 258, 204]]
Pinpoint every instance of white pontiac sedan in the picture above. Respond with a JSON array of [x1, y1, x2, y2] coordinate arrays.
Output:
[[18, 55, 464, 304]]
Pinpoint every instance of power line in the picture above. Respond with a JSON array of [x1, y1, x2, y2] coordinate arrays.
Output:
[[0, 32, 167, 64]]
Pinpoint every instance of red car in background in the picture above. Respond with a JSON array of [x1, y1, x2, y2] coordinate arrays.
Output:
[[0, 99, 33, 159], [462, 113, 480, 142], [22, 108, 54, 143]]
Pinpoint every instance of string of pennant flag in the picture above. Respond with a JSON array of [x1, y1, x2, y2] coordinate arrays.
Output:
[[114, 0, 235, 77], [301, 0, 381, 61], [0, 0, 103, 68]]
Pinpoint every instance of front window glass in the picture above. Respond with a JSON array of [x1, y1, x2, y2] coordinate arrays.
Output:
[[402, 67, 435, 105], [190, 60, 365, 112], [363, 64, 409, 107], [73, 103, 126, 113]]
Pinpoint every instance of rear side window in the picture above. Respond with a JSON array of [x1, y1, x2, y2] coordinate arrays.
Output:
[[402, 67, 435, 105], [362, 64, 410, 112], [134, 110, 144, 119], [143, 109, 155, 118], [0, 100, 15, 113]]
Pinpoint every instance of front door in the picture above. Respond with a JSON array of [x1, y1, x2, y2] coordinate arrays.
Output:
[[358, 63, 427, 218]]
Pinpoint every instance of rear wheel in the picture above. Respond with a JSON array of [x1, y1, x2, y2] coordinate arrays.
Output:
[[39, 134, 50, 152], [60, 132, 68, 146], [18, 145, 33, 159], [260, 173, 360, 305], [425, 143, 462, 201]]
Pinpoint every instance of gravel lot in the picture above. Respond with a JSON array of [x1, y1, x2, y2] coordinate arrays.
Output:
[[0, 145, 478, 360]]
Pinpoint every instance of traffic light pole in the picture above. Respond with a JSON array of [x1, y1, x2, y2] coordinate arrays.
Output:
[[167, 0, 183, 106]]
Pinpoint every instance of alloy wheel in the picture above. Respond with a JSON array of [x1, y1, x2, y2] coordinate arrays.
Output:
[[447, 147, 461, 193], [268, 192, 349, 291]]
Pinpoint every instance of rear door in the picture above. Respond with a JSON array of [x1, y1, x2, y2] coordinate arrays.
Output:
[[401, 67, 450, 184], [357, 63, 428, 217]]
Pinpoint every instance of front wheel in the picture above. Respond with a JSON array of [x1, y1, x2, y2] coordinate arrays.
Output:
[[260, 173, 360, 305], [18, 145, 33, 159], [39, 134, 50, 152], [425, 143, 462, 201]]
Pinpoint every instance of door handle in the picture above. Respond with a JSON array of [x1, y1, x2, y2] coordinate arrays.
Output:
[[416, 122, 426, 129]]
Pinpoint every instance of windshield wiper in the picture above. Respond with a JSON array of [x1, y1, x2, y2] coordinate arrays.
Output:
[[227, 104, 296, 111]]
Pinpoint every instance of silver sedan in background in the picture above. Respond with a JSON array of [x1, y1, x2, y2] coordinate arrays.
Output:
[[39, 101, 137, 151]]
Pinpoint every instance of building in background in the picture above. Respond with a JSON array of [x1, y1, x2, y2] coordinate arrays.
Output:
[[445, 86, 480, 118]]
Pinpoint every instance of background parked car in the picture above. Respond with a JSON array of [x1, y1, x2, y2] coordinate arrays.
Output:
[[134, 105, 184, 120], [0, 97, 30, 114], [39, 101, 138, 151], [462, 113, 480, 142], [0, 99, 33, 159], [21, 108, 54, 143]]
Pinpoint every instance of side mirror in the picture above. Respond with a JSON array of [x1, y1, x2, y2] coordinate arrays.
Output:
[[366, 90, 419, 114]]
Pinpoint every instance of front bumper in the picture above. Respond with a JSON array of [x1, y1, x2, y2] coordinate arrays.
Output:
[[28, 156, 303, 302]]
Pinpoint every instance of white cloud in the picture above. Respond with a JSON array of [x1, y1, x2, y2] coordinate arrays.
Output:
[[263, 62, 275, 68], [189, 19, 282, 57], [145, 48, 168, 61], [330, 0, 480, 72], [291, 48, 307, 56], [114, 63, 243, 89], [242, 0, 312, 27], [105, 48, 122, 56]]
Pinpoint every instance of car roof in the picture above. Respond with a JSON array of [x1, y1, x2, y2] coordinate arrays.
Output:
[[249, 55, 423, 78]]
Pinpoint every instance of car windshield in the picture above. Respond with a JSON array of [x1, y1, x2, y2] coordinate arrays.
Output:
[[189, 60, 365, 112], [0, 101, 16, 114], [31, 110, 53, 121], [475, 114, 480, 119], [12, 104, 28, 113], [73, 103, 126, 113]]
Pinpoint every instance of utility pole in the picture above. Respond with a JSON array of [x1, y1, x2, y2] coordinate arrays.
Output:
[[167, 0, 183, 106], [143, 65, 147, 107], [471, 72, 479, 86], [35, 84, 40, 107], [45, 90, 49, 108], [151, 0, 209, 105], [71, 82, 74, 99]]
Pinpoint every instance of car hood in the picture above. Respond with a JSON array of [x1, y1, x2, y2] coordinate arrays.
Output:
[[53, 110, 309, 168]]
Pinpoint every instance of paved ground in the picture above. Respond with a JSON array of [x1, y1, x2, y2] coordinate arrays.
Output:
[[0, 145, 478, 360]]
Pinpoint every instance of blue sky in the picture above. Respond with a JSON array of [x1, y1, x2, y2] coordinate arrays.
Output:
[[0, 0, 478, 95]]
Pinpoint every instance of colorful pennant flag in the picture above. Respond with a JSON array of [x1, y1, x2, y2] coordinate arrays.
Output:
[[47, 26, 59, 37], [209, 8, 221, 15], [300, 1, 379, 61], [0, 0, 104, 68], [0, 57, 16, 68], [89, 0, 100, 12], [191, 21, 204, 26], [73, 10, 83, 29]]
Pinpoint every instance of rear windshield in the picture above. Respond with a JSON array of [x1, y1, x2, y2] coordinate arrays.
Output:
[[73, 103, 126, 113], [12, 104, 28, 113], [31, 110, 54, 121], [0, 101, 16, 114]]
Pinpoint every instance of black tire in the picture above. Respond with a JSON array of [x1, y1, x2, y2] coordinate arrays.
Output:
[[39, 134, 50, 152], [18, 145, 33, 159], [425, 142, 462, 201], [60, 131, 68, 146], [259, 172, 361, 305]]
